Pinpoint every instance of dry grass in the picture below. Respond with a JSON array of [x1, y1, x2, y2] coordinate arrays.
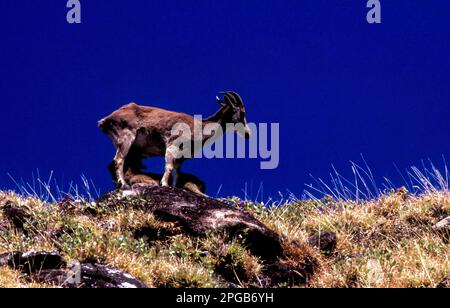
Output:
[[253, 190, 450, 288], [0, 188, 449, 288]]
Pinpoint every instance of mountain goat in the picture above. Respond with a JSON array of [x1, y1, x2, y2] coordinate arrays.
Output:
[[99, 92, 250, 189]]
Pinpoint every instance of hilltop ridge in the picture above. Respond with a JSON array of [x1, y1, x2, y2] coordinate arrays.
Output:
[[0, 187, 449, 288]]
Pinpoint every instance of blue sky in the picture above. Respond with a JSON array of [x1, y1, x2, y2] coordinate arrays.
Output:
[[0, 1, 448, 199]]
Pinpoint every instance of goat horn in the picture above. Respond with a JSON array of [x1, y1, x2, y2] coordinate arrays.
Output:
[[228, 92, 243, 106], [223, 92, 238, 108]]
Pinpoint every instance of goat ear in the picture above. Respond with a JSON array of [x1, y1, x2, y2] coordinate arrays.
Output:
[[216, 96, 226, 106]]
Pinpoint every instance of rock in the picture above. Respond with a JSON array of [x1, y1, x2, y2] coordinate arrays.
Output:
[[69, 263, 148, 288], [0, 251, 148, 288], [30, 263, 148, 288], [2, 201, 31, 231], [433, 216, 450, 244], [94, 186, 283, 261], [0, 251, 66, 274], [262, 260, 314, 286], [432, 216, 450, 231], [307, 231, 337, 255]]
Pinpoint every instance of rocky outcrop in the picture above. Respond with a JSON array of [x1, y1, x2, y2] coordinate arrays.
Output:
[[0, 251, 66, 273], [93, 186, 284, 261], [433, 216, 450, 243], [3, 201, 31, 231], [433, 216, 450, 231], [0, 187, 320, 288], [0, 251, 148, 288]]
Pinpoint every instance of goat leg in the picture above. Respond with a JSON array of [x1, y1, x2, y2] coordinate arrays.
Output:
[[161, 151, 176, 187], [113, 150, 131, 189], [112, 130, 136, 190]]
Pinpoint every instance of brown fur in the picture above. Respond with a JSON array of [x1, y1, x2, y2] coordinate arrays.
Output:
[[99, 92, 250, 189]]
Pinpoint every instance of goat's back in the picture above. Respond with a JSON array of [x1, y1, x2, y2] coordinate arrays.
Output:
[[99, 103, 195, 137]]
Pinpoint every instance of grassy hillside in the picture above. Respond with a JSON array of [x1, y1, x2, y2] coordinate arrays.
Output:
[[0, 186, 448, 288]]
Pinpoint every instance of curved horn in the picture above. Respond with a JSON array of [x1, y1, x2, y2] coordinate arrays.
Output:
[[223, 92, 238, 108], [228, 92, 243, 106]]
